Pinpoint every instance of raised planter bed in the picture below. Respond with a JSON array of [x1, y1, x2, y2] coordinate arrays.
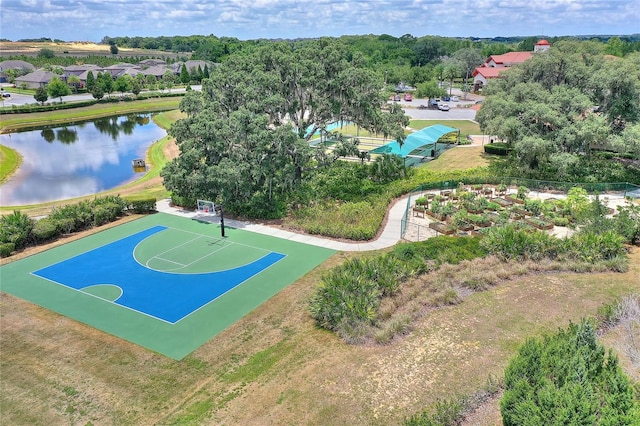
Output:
[[429, 221, 455, 235], [425, 210, 445, 221], [512, 207, 529, 216], [456, 222, 475, 232], [413, 207, 426, 218], [525, 218, 554, 230], [505, 195, 525, 205], [493, 197, 513, 207]]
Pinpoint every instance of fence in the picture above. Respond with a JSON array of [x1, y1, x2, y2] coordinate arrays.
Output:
[[399, 179, 640, 240]]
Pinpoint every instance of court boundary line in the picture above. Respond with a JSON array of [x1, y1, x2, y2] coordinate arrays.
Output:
[[29, 272, 177, 325], [31, 225, 288, 325], [134, 226, 281, 275]]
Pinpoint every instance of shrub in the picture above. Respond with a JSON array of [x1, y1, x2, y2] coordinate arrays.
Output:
[[0, 242, 15, 257], [501, 321, 639, 425], [170, 194, 196, 209], [0, 211, 34, 249], [564, 230, 626, 262], [31, 218, 61, 242], [125, 197, 157, 213], [483, 142, 510, 156], [481, 224, 558, 261]]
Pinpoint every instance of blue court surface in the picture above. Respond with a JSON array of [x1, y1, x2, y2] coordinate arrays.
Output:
[[33, 226, 286, 323]]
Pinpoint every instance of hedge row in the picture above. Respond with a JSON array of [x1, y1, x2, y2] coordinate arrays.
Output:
[[1, 99, 99, 114], [483, 142, 511, 156], [0, 91, 184, 115], [0, 195, 156, 258]]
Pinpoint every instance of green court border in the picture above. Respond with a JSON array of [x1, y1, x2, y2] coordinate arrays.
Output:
[[0, 213, 335, 359]]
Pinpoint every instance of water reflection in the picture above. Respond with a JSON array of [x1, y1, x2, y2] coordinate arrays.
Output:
[[0, 113, 166, 206]]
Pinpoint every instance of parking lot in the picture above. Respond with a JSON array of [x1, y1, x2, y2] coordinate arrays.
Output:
[[390, 88, 482, 121]]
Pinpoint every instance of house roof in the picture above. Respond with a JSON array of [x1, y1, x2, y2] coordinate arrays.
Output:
[[0, 60, 36, 72], [472, 67, 508, 79], [15, 69, 55, 84], [535, 39, 550, 46], [486, 51, 532, 66], [141, 65, 170, 77]]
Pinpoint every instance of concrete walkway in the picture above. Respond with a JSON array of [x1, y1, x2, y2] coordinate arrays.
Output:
[[156, 196, 410, 252]]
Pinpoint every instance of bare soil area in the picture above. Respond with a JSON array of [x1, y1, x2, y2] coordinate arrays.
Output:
[[0, 41, 183, 59]]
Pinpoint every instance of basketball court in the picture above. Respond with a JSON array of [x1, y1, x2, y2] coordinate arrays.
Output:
[[1, 213, 335, 359]]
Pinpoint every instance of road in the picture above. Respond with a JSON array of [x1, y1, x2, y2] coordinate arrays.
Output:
[[0, 85, 202, 108], [1, 85, 480, 121]]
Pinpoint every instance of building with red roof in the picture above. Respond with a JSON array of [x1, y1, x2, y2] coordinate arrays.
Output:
[[472, 39, 550, 91]]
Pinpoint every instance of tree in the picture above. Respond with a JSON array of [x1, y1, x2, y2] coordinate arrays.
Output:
[[67, 75, 81, 93], [162, 39, 408, 218], [145, 74, 157, 90], [37, 48, 55, 59], [34, 86, 48, 105], [92, 85, 104, 100], [415, 81, 446, 104], [442, 62, 461, 96], [97, 72, 114, 97], [179, 64, 190, 84], [114, 75, 131, 96], [453, 48, 484, 98], [46, 76, 71, 102], [130, 78, 142, 96], [162, 70, 175, 92], [86, 71, 96, 92], [110, 44, 119, 55]]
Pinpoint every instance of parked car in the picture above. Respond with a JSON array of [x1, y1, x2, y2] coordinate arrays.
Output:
[[1, 92, 10, 98], [439, 104, 450, 111], [442, 96, 450, 101], [451, 96, 459, 102], [393, 94, 401, 102], [404, 93, 412, 101]]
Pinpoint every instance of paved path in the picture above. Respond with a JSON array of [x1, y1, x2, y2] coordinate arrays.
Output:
[[156, 196, 410, 252]]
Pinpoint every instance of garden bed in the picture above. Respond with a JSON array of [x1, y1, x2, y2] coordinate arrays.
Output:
[[429, 221, 455, 235], [525, 218, 554, 230], [493, 197, 513, 207]]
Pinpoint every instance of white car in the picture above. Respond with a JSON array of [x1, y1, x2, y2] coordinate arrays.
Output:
[[451, 96, 459, 102], [439, 104, 450, 111]]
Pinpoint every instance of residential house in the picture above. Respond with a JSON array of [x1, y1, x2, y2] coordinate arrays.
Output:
[[15, 69, 56, 89], [0, 59, 36, 83]]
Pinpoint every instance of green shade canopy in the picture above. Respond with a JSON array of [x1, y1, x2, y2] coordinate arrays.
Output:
[[371, 124, 459, 158]]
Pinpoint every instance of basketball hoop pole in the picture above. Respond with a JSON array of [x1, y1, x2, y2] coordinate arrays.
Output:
[[216, 204, 225, 237]]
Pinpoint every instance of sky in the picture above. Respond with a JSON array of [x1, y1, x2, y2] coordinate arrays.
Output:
[[1, 0, 638, 42]]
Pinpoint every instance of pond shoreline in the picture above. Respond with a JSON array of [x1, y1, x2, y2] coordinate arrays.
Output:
[[0, 108, 181, 215]]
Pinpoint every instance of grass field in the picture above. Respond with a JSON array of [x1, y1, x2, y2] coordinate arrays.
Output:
[[0, 97, 182, 133], [2, 242, 637, 424], [0, 143, 22, 184], [409, 119, 481, 137]]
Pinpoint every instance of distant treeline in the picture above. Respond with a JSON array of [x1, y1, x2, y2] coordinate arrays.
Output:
[[3, 34, 639, 87], [100, 33, 640, 64]]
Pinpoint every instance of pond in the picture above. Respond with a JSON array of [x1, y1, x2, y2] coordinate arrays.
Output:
[[0, 113, 166, 206]]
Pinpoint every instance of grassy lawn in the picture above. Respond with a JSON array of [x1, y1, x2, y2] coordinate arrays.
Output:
[[0, 144, 22, 184], [409, 119, 481, 137], [1, 245, 637, 425], [0, 97, 181, 133], [422, 144, 490, 171]]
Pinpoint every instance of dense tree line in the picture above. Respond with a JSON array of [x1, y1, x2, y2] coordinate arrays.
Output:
[[477, 40, 640, 182]]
